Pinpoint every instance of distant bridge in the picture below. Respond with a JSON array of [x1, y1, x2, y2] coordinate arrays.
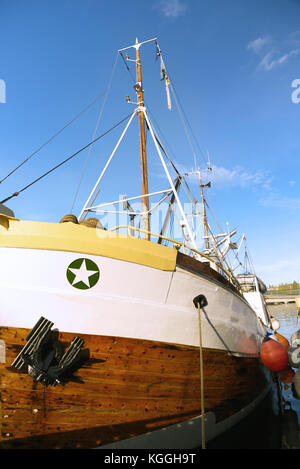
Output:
[[264, 290, 300, 305]]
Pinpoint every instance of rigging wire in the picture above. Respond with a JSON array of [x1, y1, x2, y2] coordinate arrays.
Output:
[[205, 191, 251, 275], [231, 235, 244, 272], [168, 80, 199, 171], [119, 45, 201, 178], [118, 40, 209, 177], [70, 53, 120, 213], [0, 66, 127, 186], [117, 43, 238, 279], [79, 51, 138, 220], [120, 51, 138, 84], [151, 125, 198, 207], [103, 45, 199, 217], [146, 109, 203, 226], [154, 42, 208, 170], [161, 54, 244, 280], [119, 44, 194, 184], [119, 51, 133, 74], [168, 77, 208, 169], [0, 113, 132, 205], [157, 49, 241, 275], [243, 237, 256, 274], [119, 52, 208, 248], [75, 50, 137, 219], [148, 46, 211, 213], [204, 196, 224, 234]]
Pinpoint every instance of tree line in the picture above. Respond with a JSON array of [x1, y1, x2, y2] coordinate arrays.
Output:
[[268, 281, 300, 291]]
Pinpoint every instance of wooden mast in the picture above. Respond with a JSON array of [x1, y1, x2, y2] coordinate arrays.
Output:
[[198, 169, 210, 250], [135, 39, 150, 239]]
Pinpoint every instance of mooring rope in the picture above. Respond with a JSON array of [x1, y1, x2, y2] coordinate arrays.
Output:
[[197, 302, 206, 449]]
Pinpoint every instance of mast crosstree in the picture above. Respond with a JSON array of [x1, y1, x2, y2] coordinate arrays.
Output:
[[79, 38, 200, 254]]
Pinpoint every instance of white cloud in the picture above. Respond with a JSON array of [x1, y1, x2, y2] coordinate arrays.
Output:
[[259, 193, 300, 210], [180, 164, 273, 190], [258, 49, 299, 71], [247, 36, 271, 53], [161, 162, 300, 213], [212, 164, 272, 189], [247, 32, 300, 71], [154, 0, 187, 19]]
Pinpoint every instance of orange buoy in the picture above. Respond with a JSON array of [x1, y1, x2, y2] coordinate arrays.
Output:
[[260, 337, 289, 371], [275, 332, 290, 349]]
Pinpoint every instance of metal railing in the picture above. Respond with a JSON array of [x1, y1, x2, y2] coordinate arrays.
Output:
[[108, 224, 241, 290]]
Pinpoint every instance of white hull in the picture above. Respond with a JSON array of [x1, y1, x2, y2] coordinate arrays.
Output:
[[0, 246, 264, 354]]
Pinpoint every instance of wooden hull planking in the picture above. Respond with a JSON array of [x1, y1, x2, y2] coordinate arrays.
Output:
[[0, 326, 268, 449]]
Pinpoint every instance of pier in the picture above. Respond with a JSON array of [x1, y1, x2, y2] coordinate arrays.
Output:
[[264, 290, 300, 305]]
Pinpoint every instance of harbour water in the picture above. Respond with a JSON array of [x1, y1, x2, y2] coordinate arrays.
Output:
[[267, 303, 300, 450], [207, 303, 300, 449]]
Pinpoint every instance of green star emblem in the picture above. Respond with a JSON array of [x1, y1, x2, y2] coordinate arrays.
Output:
[[66, 258, 100, 290]]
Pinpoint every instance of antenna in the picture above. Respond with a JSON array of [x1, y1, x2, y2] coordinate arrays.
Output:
[[118, 37, 158, 53], [207, 150, 212, 171], [185, 167, 211, 249], [118, 38, 157, 239]]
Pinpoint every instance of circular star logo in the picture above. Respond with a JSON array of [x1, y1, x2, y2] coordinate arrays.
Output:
[[66, 258, 100, 290]]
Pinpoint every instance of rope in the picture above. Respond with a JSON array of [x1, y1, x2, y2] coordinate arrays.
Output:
[[70, 53, 120, 213], [0, 71, 127, 186], [80, 46, 142, 220], [119, 43, 207, 175], [244, 237, 256, 275], [155, 44, 208, 169], [119, 42, 203, 224], [119, 41, 210, 214], [0, 113, 132, 205], [197, 302, 206, 449], [148, 118, 200, 210], [119, 51, 136, 83]]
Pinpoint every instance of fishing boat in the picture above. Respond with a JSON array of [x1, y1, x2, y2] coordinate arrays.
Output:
[[0, 38, 277, 450], [232, 236, 270, 330]]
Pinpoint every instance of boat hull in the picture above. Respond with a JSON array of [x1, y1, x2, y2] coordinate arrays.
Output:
[[0, 246, 264, 354], [0, 326, 270, 449], [0, 222, 272, 448]]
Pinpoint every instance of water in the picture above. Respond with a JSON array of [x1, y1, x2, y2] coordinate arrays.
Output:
[[267, 302, 300, 449], [207, 303, 300, 449]]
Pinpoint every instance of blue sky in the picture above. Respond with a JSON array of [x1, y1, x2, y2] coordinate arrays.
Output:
[[1, 0, 300, 285]]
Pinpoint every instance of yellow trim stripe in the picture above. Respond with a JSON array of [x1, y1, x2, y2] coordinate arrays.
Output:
[[0, 218, 177, 271]]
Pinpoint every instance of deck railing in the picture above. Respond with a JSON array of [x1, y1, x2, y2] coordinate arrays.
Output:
[[108, 224, 241, 290]]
